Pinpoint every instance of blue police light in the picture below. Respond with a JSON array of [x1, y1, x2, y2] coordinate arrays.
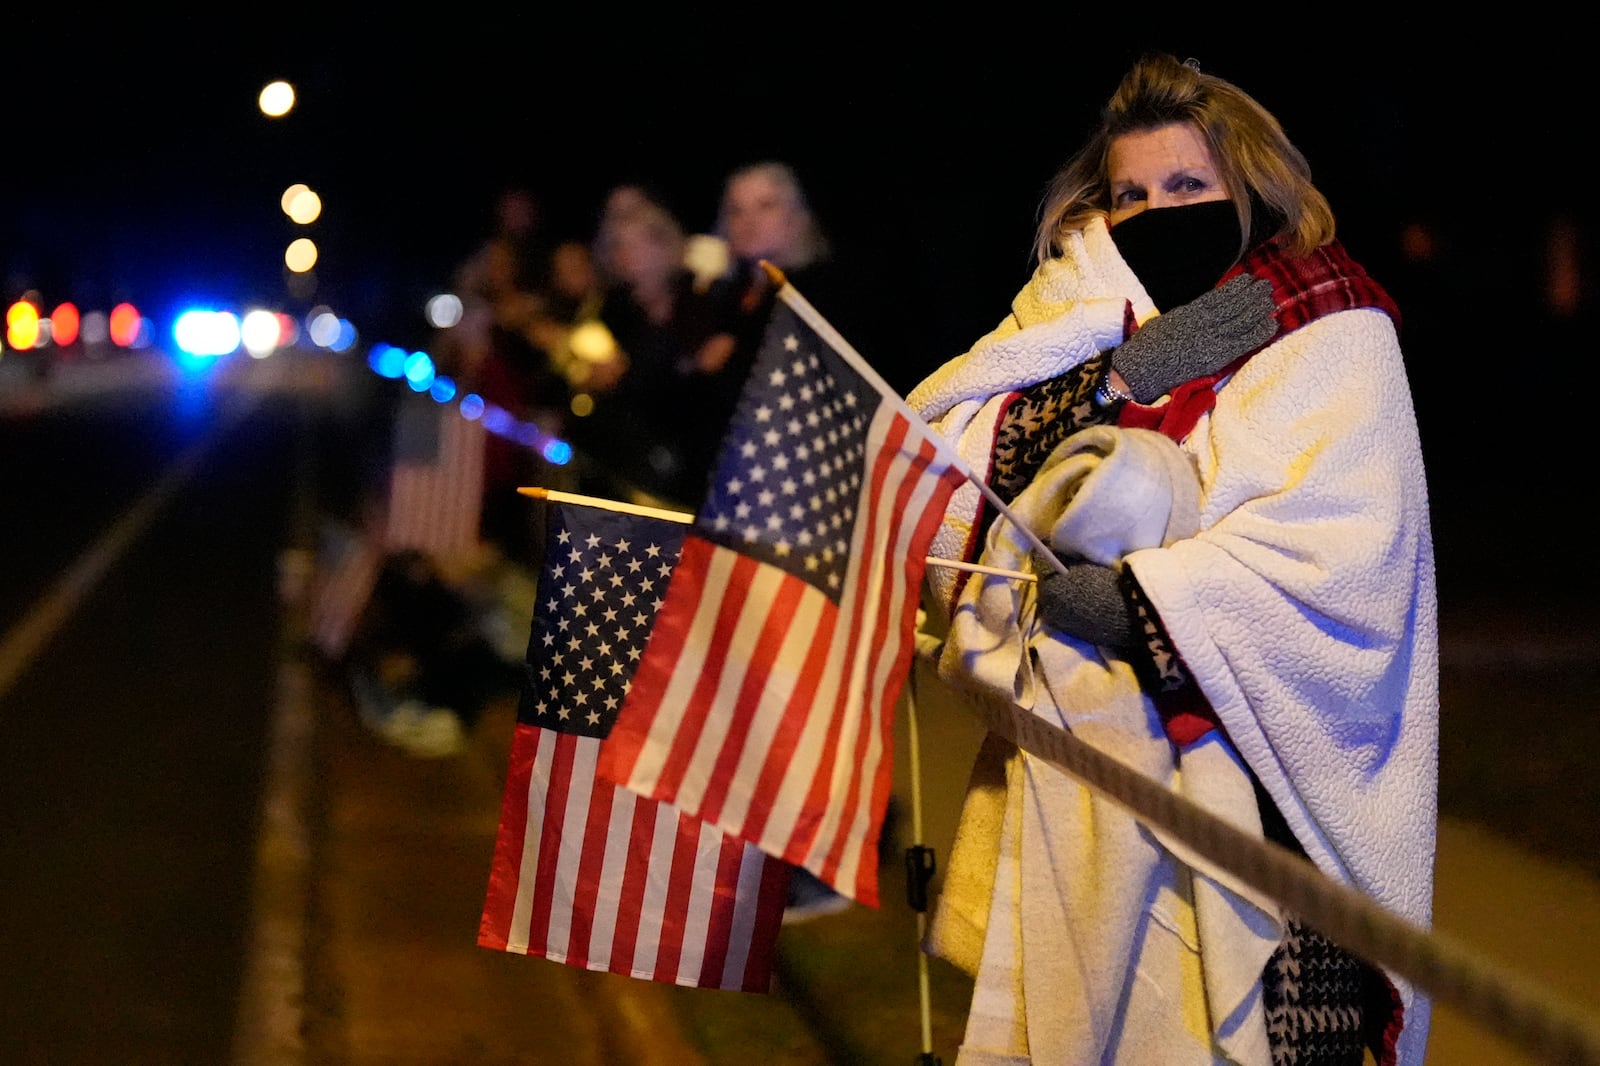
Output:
[[329, 318, 359, 353], [403, 351, 435, 392], [368, 343, 407, 378], [172, 309, 242, 360]]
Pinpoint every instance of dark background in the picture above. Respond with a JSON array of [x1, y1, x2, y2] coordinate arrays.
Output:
[[4, 16, 1589, 553]]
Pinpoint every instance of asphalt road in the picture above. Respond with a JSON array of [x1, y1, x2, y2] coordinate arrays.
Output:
[[0, 372, 294, 1063]]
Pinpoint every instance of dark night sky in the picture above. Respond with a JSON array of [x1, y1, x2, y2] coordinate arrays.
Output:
[[2, 17, 1584, 392], [6, 15, 1595, 598]]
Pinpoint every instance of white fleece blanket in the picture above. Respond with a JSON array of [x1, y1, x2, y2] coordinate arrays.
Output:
[[914, 218, 1438, 1066], [938, 426, 1280, 1066]]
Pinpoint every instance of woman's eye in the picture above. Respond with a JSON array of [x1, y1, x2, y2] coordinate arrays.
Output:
[[1112, 189, 1145, 206], [1176, 176, 1210, 194]]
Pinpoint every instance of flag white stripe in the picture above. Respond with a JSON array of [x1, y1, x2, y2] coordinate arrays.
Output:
[[786, 407, 931, 895], [630, 548, 740, 798], [675, 826, 729, 986], [718, 589, 829, 829], [507, 731, 558, 953], [798, 454, 890, 891], [835, 414, 944, 890], [671, 563, 784, 813], [545, 736, 602, 960], [630, 803, 678, 978], [763, 587, 848, 865], [586, 772, 640, 972], [720, 844, 768, 987]]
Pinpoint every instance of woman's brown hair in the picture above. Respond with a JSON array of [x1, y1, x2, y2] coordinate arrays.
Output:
[[1033, 53, 1336, 266]]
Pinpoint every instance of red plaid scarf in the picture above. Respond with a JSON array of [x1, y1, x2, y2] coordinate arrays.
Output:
[[1119, 238, 1400, 441]]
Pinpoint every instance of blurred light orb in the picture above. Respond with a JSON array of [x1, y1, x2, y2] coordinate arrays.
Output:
[[684, 233, 731, 289], [429, 375, 457, 403], [6, 300, 40, 350], [328, 319, 358, 353], [80, 310, 109, 346], [568, 321, 617, 364], [259, 80, 296, 117], [174, 309, 242, 358], [307, 309, 342, 348], [241, 309, 283, 358], [481, 405, 513, 434], [542, 439, 573, 465], [426, 293, 463, 329], [459, 393, 485, 420], [51, 303, 80, 347], [570, 392, 595, 417], [403, 351, 435, 391], [286, 187, 322, 224], [109, 302, 142, 347], [285, 237, 318, 273], [276, 312, 300, 346], [281, 183, 310, 215], [368, 343, 406, 378]]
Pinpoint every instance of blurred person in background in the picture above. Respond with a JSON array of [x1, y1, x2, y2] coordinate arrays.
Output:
[[562, 192, 730, 510], [692, 161, 883, 479], [699, 160, 889, 923]]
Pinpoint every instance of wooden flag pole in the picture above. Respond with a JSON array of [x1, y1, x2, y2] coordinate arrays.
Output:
[[517, 487, 1037, 582], [759, 260, 1072, 582]]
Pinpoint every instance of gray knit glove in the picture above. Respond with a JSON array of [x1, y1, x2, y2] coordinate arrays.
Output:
[[1111, 274, 1279, 403], [1034, 558, 1140, 650]]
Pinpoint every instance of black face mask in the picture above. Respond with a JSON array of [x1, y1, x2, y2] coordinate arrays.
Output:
[[1109, 199, 1243, 312]]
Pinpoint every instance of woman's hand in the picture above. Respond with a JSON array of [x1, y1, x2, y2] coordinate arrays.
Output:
[[1034, 556, 1140, 649], [1111, 274, 1278, 402]]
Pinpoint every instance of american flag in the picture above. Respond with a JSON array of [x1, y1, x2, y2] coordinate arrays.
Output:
[[478, 499, 790, 991], [385, 394, 485, 560], [597, 284, 968, 907]]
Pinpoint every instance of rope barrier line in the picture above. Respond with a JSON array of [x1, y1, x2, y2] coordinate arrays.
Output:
[[937, 670, 1600, 1065]]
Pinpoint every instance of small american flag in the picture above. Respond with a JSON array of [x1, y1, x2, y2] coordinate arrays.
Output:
[[478, 499, 789, 991], [385, 395, 485, 560], [597, 281, 967, 907]]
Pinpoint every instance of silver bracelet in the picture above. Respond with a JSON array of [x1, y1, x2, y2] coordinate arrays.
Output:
[[1094, 371, 1134, 409]]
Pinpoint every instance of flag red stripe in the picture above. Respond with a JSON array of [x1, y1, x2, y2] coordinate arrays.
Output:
[[861, 453, 968, 881], [818, 416, 924, 889], [739, 854, 792, 992], [526, 731, 576, 957], [564, 758, 617, 971], [650, 811, 700, 984], [697, 833, 744, 987], [797, 412, 912, 895], [477, 723, 538, 950], [739, 595, 839, 845], [655, 554, 761, 800], [696, 573, 808, 825], [607, 797, 657, 978]]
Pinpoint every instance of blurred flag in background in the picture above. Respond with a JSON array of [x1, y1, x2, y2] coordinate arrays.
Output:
[[386, 393, 484, 561], [597, 284, 966, 907], [479, 499, 789, 991]]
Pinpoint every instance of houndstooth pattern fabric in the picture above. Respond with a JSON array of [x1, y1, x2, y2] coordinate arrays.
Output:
[[1262, 917, 1372, 1065]]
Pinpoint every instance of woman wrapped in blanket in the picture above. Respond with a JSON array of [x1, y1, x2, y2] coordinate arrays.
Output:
[[909, 53, 1436, 1066]]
